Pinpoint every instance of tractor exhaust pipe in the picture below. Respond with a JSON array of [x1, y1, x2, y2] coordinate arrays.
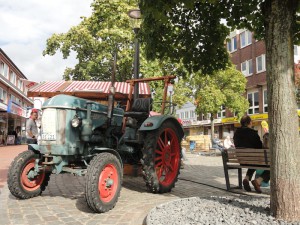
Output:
[[107, 51, 117, 126]]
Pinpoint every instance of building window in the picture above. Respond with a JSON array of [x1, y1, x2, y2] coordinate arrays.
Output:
[[217, 106, 226, 118], [0, 62, 9, 79], [240, 30, 252, 48], [9, 71, 16, 85], [17, 80, 23, 91], [256, 54, 266, 73], [263, 90, 268, 113], [190, 110, 195, 119], [3, 90, 7, 103], [0, 88, 3, 100], [10, 94, 16, 103], [206, 113, 211, 120], [241, 59, 253, 76], [294, 45, 298, 56], [227, 36, 237, 52], [248, 92, 259, 114], [185, 111, 189, 119], [180, 112, 184, 119]]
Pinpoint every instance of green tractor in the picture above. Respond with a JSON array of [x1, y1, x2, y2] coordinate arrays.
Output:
[[7, 76, 184, 213]]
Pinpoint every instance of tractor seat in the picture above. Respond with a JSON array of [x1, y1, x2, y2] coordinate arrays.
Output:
[[124, 98, 153, 119]]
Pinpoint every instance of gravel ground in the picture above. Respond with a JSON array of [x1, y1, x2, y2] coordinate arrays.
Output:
[[146, 196, 300, 225]]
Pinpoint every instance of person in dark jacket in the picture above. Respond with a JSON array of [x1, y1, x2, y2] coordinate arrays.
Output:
[[233, 115, 269, 193]]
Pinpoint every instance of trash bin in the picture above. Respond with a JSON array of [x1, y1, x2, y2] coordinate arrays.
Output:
[[189, 141, 196, 153]]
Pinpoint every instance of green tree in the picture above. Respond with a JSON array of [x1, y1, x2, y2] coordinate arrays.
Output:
[[142, 60, 193, 113], [43, 0, 192, 112], [194, 66, 248, 140], [140, 0, 300, 221], [44, 0, 137, 81]]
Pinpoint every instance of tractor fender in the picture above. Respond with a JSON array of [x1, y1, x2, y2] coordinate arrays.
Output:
[[28, 144, 41, 154], [91, 148, 123, 168], [139, 115, 184, 139]]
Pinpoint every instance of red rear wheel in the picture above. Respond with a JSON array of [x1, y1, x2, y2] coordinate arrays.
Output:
[[155, 128, 180, 186], [142, 121, 182, 193]]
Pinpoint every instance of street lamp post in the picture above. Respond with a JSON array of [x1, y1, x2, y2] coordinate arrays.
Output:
[[128, 9, 141, 100]]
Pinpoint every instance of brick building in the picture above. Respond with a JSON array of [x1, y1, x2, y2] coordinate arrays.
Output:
[[0, 48, 34, 144], [177, 29, 300, 140], [221, 29, 300, 138]]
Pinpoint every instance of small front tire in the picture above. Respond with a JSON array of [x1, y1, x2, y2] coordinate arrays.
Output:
[[7, 151, 50, 199], [85, 152, 122, 213]]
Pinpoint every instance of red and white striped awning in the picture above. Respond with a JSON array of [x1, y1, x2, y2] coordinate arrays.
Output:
[[27, 80, 151, 99], [29, 81, 65, 93]]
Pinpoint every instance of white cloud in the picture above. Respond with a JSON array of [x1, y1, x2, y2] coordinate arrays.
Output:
[[0, 0, 93, 82]]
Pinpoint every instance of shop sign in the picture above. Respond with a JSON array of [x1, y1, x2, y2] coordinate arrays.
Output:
[[198, 120, 211, 125], [0, 102, 7, 111], [7, 101, 26, 117], [222, 117, 238, 123], [214, 118, 222, 124], [182, 119, 192, 126], [222, 114, 269, 124], [191, 120, 202, 126], [298, 109, 300, 117], [250, 113, 268, 121]]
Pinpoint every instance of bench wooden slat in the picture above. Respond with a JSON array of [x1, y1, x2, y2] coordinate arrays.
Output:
[[236, 152, 269, 157], [227, 153, 237, 159], [228, 159, 239, 163], [227, 164, 270, 170], [236, 156, 269, 161], [235, 149, 269, 152], [238, 160, 270, 165]]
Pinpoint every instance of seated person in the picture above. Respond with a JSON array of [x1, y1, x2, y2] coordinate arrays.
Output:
[[212, 134, 224, 151], [223, 135, 235, 149], [233, 115, 269, 193]]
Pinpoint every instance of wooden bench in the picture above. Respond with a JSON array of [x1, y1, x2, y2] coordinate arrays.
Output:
[[221, 148, 270, 191]]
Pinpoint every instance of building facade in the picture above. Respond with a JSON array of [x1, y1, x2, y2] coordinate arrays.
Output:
[[222, 29, 300, 138], [0, 48, 33, 145], [176, 29, 300, 140]]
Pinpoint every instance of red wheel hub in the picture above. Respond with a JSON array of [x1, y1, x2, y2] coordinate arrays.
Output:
[[154, 128, 180, 186], [21, 159, 45, 191], [98, 164, 119, 203]]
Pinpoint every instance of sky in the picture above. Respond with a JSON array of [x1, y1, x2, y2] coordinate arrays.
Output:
[[0, 0, 93, 82]]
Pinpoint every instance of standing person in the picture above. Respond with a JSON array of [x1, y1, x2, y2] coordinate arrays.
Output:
[[26, 109, 39, 144], [233, 115, 263, 192]]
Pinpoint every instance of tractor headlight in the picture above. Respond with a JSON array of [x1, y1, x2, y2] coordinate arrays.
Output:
[[71, 115, 82, 128]]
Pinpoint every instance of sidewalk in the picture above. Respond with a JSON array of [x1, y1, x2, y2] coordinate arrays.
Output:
[[0, 145, 27, 190], [0, 147, 268, 225]]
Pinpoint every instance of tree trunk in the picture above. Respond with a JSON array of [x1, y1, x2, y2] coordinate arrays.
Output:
[[210, 114, 214, 146], [263, 0, 300, 221]]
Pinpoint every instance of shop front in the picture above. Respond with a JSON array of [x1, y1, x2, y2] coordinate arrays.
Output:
[[222, 112, 300, 138], [182, 119, 204, 137], [6, 100, 27, 145], [0, 102, 8, 145]]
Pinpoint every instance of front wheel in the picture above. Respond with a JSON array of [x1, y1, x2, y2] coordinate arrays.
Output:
[[7, 151, 50, 199], [85, 152, 122, 213], [141, 121, 181, 193]]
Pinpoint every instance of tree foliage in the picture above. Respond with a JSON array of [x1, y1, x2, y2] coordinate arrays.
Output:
[[44, 0, 137, 81], [194, 66, 248, 117]]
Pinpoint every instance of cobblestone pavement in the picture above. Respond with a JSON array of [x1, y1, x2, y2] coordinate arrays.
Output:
[[0, 146, 269, 225]]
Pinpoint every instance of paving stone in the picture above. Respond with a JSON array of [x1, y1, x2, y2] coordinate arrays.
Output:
[[1, 146, 268, 225]]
